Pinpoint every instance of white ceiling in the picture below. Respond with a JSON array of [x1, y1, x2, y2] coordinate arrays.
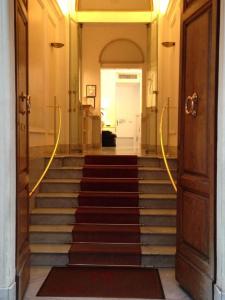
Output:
[[78, 0, 153, 11]]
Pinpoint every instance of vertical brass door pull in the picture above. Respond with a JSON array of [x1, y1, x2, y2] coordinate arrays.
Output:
[[185, 92, 198, 117]]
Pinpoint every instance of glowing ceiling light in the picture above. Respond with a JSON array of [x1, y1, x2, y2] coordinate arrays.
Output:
[[57, 0, 76, 16], [153, 0, 170, 15]]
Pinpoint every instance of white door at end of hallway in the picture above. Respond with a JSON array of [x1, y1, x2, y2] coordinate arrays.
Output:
[[115, 82, 141, 148]]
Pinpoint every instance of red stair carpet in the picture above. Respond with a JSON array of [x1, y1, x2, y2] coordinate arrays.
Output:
[[37, 155, 165, 299], [69, 155, 141, 266]]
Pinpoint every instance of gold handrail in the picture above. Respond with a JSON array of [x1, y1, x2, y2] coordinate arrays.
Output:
[[29, 106, 62, 198], [159, 104, 177, 193]]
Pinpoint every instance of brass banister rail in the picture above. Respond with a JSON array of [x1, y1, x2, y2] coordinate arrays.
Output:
[[29, 106, 62, 198], [159, 103, 177, 193]]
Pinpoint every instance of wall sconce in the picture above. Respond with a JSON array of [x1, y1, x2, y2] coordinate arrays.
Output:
[[50, 43, 65, 48], [162, 42, 176, 48]]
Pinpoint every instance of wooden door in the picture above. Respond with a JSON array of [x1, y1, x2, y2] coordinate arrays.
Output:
[[176, 1, 219, 300], [15, 0, 30, 299]]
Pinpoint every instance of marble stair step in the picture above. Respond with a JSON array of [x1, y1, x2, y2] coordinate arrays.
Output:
[[46, 166, 177, 181], [47, 155, 177, 169], [40, 179, 80, 193], [30, 207, 176, 226], [139, 193, 176, 208], [30, 243, 176, 267], [46, 167, 82, 179], [39, 178, 175, 194], [139, 167, 177, 180], [139, 180, 175, 194], [30, 224, 176, 245], [35, 192, 79, 208], [35, 192, 176, 209]]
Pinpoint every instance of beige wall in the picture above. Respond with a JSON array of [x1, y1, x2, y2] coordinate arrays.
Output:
[[81, 23, 147, 114], [157, 0, 181, 153], [29, 0, 69, 153], [28, 0, 70, 186]]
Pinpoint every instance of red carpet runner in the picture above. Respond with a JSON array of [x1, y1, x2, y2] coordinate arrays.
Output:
[[69, 155, 141, 266]]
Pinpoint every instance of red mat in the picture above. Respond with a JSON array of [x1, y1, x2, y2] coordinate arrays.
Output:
[[37, 266, 165, 299]]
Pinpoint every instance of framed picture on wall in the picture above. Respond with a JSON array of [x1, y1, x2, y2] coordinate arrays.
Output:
[[86, 97, 95, 108], [86, 85, 96, 98]]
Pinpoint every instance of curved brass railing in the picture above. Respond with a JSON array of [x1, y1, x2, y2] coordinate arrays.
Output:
[[29, 106, 62, 198], [159, 104, 177, 193]]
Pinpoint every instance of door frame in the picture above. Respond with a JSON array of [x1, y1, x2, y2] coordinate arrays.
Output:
[[100, 66, 143, 148], [100, 64, 145, 149], [214, 1, 225, 298]]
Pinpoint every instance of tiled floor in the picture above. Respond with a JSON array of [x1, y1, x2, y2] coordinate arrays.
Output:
[[24, 267, 192, 300]]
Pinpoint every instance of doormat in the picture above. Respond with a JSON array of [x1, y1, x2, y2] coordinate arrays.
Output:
[[37, 266, 165, 299]]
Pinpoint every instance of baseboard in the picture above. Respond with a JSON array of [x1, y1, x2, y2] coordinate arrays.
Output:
[[0, 282, 16, 300], [214, 285, 225, 300]]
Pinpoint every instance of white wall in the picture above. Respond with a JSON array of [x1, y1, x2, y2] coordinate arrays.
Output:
[[82, 23, 147, 113], [0, 0, 16, 298]]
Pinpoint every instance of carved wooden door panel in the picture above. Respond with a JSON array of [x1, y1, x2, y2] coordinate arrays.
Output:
[[176, 1, 219, 299], [15, 0, 30, 299]]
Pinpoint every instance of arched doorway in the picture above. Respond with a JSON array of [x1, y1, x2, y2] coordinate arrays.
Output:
[[99, 39, 145, 151]]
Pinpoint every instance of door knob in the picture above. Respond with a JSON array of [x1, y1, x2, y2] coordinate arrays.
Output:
[[185, 92, 198, 117]]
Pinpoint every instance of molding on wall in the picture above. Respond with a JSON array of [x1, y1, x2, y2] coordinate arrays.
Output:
[[0, 282, 16, 300], [29, 127, 46, 134], [99, 38, 145, 64]]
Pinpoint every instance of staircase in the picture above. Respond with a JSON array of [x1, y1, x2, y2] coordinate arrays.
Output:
[[30, 154, 177, 267]]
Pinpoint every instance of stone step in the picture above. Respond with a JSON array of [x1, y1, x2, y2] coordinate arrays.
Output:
[[45, 166, 177, 181], [39, 178, 175, 194], [47, 155, 177, 169], [30, 243, 175, 267], [30, 224, 176, 245], [139, 167, 177, 180], [46, 167, 82, 179], [40, 179, 80, 193], [139, 180, 175, 194], [36, 192, 79, 208], [30, 207, 176, 226], [35, 192, 176, 209], [140, 194, 177, 209]]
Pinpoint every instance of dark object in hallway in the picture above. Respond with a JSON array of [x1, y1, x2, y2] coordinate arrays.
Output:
[[102, 130, 116, 147], [37, 266, 165, 299]]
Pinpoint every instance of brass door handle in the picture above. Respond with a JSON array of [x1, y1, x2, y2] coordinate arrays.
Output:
[[26, 95, 31, 114], [19, 92, 26, 115], [19, 93, 31, 114], [185, 92, 198, 117]]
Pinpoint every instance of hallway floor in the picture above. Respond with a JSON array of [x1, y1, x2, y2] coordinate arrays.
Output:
[[24, 267, 192, 300], [64, 147, 177, 158]]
